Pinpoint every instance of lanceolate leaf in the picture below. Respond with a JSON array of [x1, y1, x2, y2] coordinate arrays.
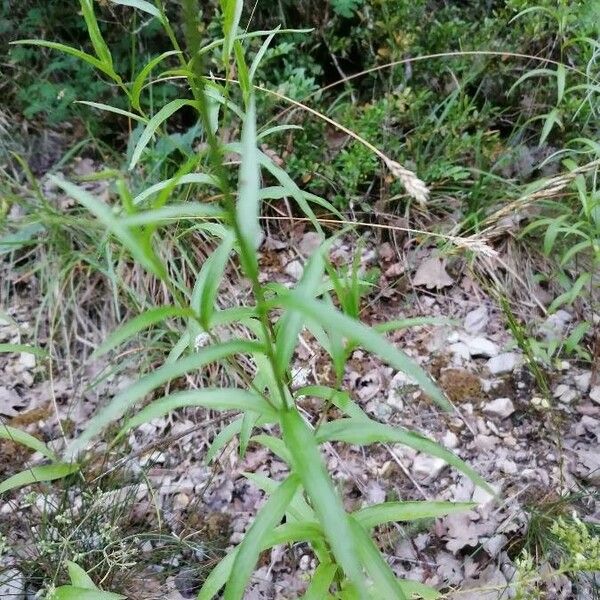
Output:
[[224, 474, 300, 599], [198, 522, 324, 600], [66, 561, 98, 590], [129, 99, 197, 169], [93, 306, 194, 358], [121, 388, 276, 433], [317, 418, 492, 493], [10, 40, 116, 79], [52, 587, 125, 600], [67, 340, 264, 458], [302, 562, 337, 600], [133, 173, 219, 205], [131, 50, 180, 111], [109, 0, 162, 20], [0, 425, 58, 462], [49, 177, 163, 278], [353, 501, 475, 529], [0, 344, 48, 357], [280, 409, 367, 596], [236, 95, 262, 259], [277, 295, 451, 410], [349, 517, 406, 600], [0, 463, 79, 495]]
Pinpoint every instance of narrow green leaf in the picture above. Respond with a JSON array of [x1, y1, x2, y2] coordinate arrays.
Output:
[[80, 0, 113, 68], [349, 517, 406, 600], [76, 101, 147, 123], [93, 306, 193, 358], [354, 501, 475, 530], [67, 562, 97, 590], [0, 343, 48, 357], [239, 411, 258, 458], [206, 416, 243, 463], [281, 409, 367, 596], [0, 463, 79, 495], [275, 250, 325, 376], [224, 475, 300, 600], [0, 425, 58, 462], [316, 418, 492, 493], [295, 386, 367, 420], [197, 521, 323, 600], [220, 0, 243, 64], [109, 0, 162, 19], [67, 340, 264, 458], [233, 40, 251, 105], [129, 99, 196, 169], [236, 96, 262, 255], [10, 40, 118, 80], [49, 177, 162, 278], [249, 434, 292, 464], [119, 203, 224, 227], [133, 173, 219, 205], [121, 388, 276, 434], [374, 317, 451, 334], [52, 587, 125, 600], [193, 233, 235, 329], [398, 580, 440, 600], [131, 50, 180, 111], [277, 295, 450, 410], [302, 562, 337, 600], [249, 27, 279, 82]]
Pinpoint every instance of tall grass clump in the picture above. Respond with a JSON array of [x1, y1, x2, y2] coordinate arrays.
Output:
[[4, 0, 492, 597]]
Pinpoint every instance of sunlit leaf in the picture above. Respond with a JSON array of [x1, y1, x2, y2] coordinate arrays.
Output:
[[224, 474, 300, 599], [0, 463, 79, 495]]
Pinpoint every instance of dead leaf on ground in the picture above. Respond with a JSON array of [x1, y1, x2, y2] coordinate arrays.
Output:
[[413, 256, 454, 289]]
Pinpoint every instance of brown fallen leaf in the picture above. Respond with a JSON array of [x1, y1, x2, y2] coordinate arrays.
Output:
[[413, 256, 454, 289]]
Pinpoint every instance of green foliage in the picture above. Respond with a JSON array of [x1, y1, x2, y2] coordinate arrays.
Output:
[[2, 2, 489, 597]]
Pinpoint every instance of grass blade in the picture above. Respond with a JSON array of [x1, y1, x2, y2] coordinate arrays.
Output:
[[120, 388, 276, 434], [129, 99, 196, 169], [317, 418, 492, 493], [354, 501, 475, 529], [302, 562, 337, 600], [0, 344, 48, 357], [93, 306, 194, 358], [224, 474, 300, 599], [236, 96, 262, 255], [67, 340, 264, 458], [0, 463, 79, 495], [0, 425, 58, 462], [280, 409, 367, 596], [276, 295, 450, 410], [349, 517, 406, 600]]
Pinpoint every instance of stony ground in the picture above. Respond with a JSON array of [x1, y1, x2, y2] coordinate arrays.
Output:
[[0, 224, 599, 599]]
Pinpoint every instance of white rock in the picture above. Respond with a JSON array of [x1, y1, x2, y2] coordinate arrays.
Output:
[[447, 331, 461, 344], [413, 455, 447, 481], [299, 232, 323, 256], [574, 371, 592, 393], [483, 397, 515, 419], [284, 260, 304, 280], [553, 383, 578, 404], [464, 306, 488, 334], [442, 431, 459, 449], [487, 352, 521, 375], [498, 459, 518, 474], [448, 342, 470, 361], [19, 352, 36, 369], [466, 337, 499, 358], [539, 310, 572, 341], [590, 385, 600, 405]]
